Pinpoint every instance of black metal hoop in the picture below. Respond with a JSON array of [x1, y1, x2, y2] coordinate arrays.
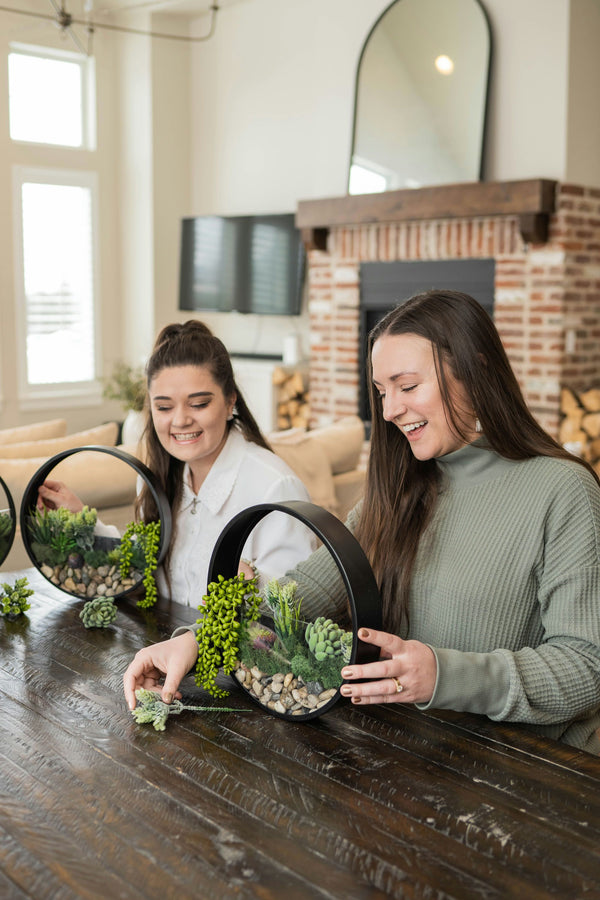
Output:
[[20, 445, 172, 601], [207, 499, 383, 720], [0, 474, 17, 567]]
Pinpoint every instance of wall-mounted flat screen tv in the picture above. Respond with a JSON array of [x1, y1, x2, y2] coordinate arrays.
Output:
[[178, 213, 305, 316]]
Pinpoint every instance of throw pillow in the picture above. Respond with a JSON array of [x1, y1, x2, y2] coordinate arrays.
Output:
[[0, 418, 67, 445], [270, 437, 338, 514], [0, 422, 119, 459]]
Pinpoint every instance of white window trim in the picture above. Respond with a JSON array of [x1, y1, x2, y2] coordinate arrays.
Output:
[[8, 42, 97, 151], [349, 155, 400, 195], [12, 165, 103, 412]]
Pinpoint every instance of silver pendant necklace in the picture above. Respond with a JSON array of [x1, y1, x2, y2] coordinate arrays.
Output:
[[191, 497, 198, 515]]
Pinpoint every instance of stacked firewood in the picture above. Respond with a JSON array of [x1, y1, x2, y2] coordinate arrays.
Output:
[[273, 366, 310, 430], [559, 386, 600, 474]]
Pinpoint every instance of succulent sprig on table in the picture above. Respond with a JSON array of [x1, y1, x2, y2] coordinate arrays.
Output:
[[0, 576, 34, 618], [131, 687, 244, 731], [80, 596, 118, 629]]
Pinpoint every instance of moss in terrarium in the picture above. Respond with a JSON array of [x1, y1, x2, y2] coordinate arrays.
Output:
[[107, 548, 122, 566], [237, 621, 293, 676], [308, 653, 345, 691], [83, 548, 111, 569]]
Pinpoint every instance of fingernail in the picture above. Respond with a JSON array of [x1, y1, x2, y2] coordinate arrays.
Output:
[[340, 685, 352, 696], [358, 628, 369, 638], [341, 668, 352, 678], [163, 692, 173, 704], [128, 701, 135, 710]]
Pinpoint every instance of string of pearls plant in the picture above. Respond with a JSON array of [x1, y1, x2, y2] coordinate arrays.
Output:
[[119, 520, 161, 608], [194, 573, 262, 699]]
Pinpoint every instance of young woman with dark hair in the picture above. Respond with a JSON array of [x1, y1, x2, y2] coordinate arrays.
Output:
[[124, 293, 600, 753], [39, 320, 315, 608]]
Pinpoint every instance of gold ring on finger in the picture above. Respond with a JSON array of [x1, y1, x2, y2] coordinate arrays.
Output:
[[392, 677, 404, 693]]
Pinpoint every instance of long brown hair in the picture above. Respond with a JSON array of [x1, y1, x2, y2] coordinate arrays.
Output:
[[135, 320, 269, 593], [354, 289, 599, 634]]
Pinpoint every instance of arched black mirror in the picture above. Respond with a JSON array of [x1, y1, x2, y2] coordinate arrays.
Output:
[[349, 0, 492, 194]]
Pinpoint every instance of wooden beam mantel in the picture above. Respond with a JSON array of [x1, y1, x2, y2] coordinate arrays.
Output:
[[296, 178, 557, 250]]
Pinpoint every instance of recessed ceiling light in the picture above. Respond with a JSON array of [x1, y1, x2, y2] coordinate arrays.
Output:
[[435, 55, 454, 75]]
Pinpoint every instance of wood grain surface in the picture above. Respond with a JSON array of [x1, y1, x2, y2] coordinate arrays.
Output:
[[1, 568, 599, 900]]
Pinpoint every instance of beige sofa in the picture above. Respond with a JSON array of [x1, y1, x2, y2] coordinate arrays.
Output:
[[0, 415, 367, 572]]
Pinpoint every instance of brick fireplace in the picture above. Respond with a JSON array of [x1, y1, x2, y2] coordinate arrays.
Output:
[[296, 179, 600, 438]]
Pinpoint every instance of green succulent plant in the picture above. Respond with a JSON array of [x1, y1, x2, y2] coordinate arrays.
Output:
[[305, 616, 352, 663], [131, 688, 244, 732], [0, 577, 34, 618], [0, 511, 13, 540], [264, 578, 304, 643], [79, 596, 118, 629], [27, 505, 97, 568]]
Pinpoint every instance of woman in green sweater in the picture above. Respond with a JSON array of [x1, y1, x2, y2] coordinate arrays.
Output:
[[124, 290, 600, 753]]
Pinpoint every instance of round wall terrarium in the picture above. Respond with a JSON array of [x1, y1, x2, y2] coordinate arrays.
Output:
[[201, 500, 383, 721], [20, 445, 171, 604], [0, 475, 17, 568]]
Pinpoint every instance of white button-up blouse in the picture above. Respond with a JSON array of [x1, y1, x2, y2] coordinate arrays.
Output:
[[156, 427, 316, 607]]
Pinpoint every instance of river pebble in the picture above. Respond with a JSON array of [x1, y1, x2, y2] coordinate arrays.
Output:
[[42, 562, 142, 598], [234, 661, 340, 717]]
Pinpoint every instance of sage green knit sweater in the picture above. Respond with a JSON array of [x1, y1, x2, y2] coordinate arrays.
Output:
[[291, 441, 600, 754]]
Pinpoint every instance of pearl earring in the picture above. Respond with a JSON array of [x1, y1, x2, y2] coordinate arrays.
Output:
[[475, 418, 482, 433]]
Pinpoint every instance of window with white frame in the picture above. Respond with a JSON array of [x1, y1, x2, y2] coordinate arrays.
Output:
[[8, 43, 95, 149], [13, 167, 100, 402]]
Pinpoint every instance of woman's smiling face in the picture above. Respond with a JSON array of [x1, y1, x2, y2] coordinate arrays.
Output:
[[149, 364, 235, 477], [371, 332, 476, 460]]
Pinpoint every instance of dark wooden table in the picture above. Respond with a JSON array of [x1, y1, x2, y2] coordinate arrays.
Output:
[[1, 568, 600, 900]]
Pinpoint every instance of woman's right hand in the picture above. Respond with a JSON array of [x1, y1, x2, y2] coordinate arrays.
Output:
[[123, 630, 200, 710], [37, 479, 84, 513]]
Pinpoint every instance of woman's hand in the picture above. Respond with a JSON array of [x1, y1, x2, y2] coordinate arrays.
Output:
[[340, 628, 437, 705], [37, 479, 84, 513], [123, 630, 199, 710]]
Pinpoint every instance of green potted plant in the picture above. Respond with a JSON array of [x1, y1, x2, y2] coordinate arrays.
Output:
[[102, 362, 147, 445]]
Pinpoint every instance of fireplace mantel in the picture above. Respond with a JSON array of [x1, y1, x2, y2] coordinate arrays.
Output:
[[296, 178, 557, 250]]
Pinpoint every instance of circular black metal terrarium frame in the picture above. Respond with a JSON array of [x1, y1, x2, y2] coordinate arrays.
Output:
[[0, 474, 17, 567], [20, 445, 172, 602], [207, 499, 383, 721]]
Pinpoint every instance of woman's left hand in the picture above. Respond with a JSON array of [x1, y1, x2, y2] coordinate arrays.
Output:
[[340, 628, 437, 705]]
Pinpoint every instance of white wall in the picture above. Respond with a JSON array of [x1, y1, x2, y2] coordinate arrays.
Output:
[[566, 0, 600, 185], [483, 0, 570, 182], [179, 0, 586, 355]]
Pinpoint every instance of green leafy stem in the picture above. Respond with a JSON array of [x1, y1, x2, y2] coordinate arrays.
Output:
[[131, 687, 246, 731]]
